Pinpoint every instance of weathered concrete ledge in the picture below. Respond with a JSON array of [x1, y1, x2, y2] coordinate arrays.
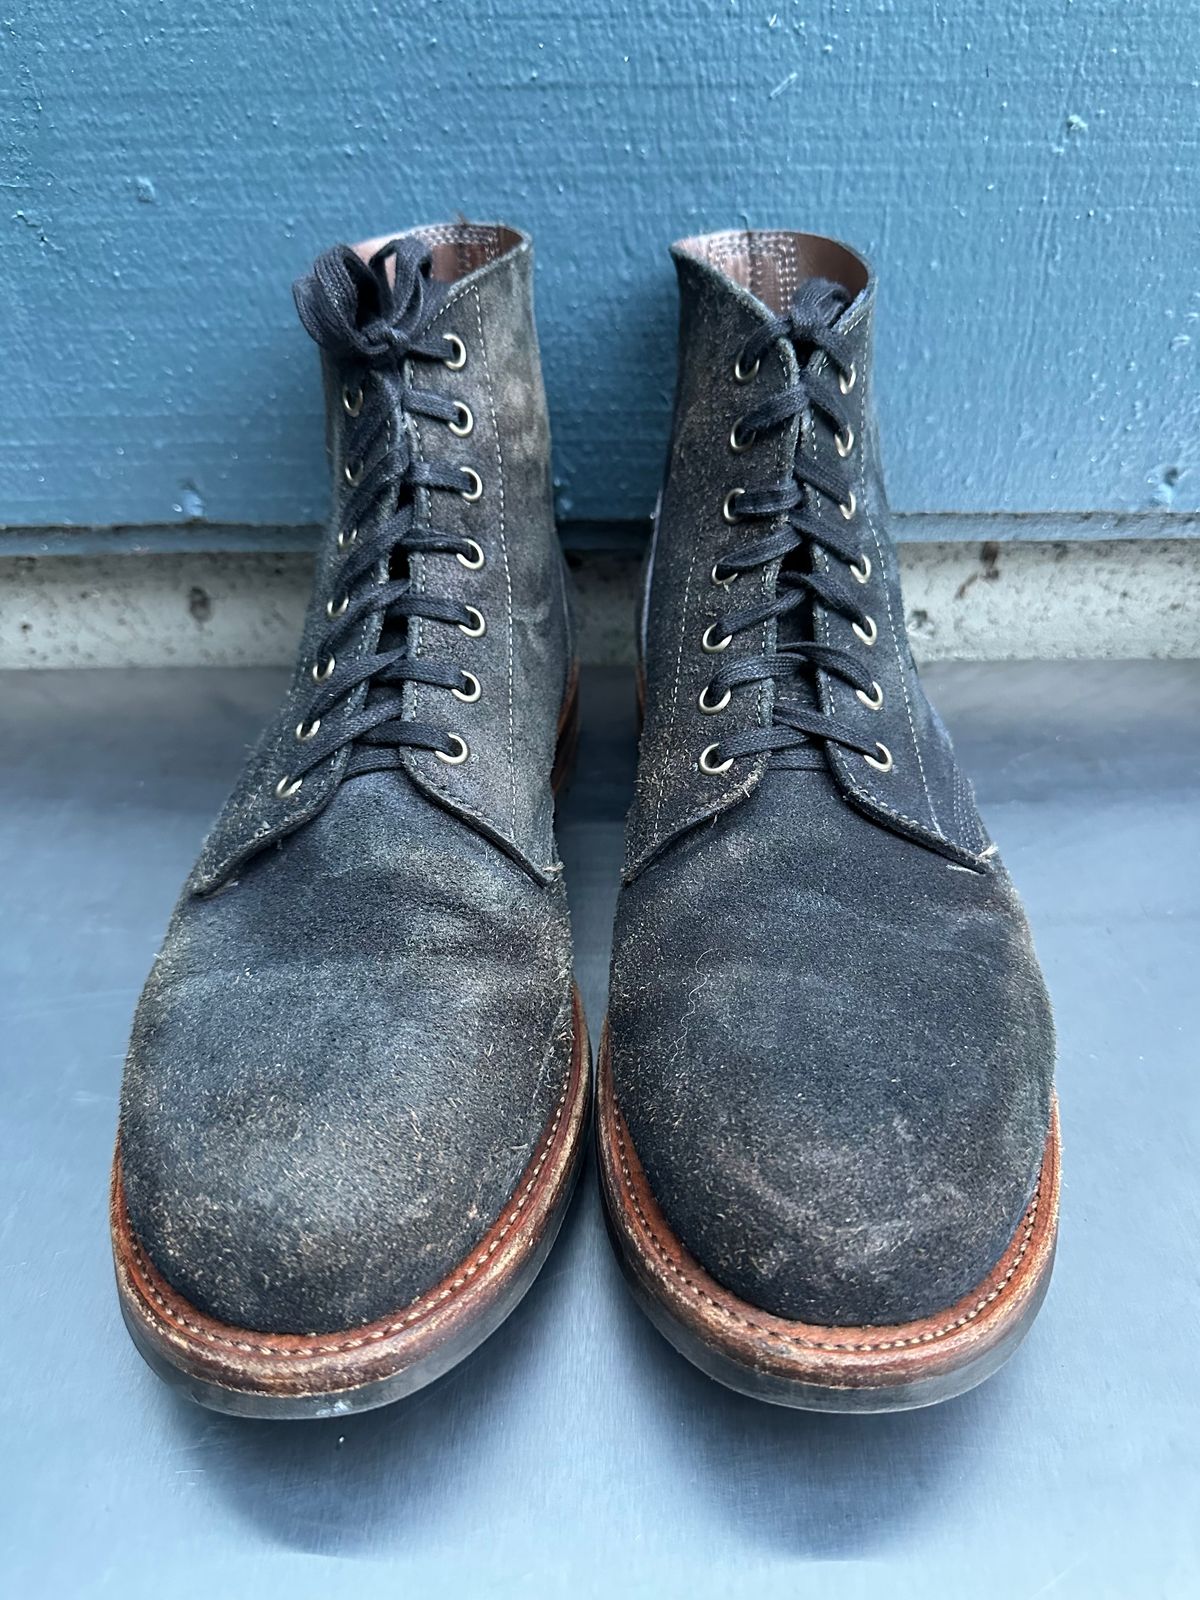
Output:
[[1, 539, 1196, 669]]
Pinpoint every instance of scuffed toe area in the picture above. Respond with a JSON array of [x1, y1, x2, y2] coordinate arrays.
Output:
[[607, 771, 1055, 1328], [120, 774, 574, 1335]]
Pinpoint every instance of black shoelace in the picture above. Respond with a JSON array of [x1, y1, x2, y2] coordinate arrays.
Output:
[[698, 280, 892, 777], [277, 239, 487, 798]]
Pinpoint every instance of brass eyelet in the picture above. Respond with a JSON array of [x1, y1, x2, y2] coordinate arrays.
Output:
[[343, 459, 364, 487], [698, 683, 732, 715], [274, 774, 303, 798], [711, 562, 738, 589], [311, 654, 336, 682], [337, 526, 358, 552], [702, 623, 732, 653], [325, 595, 348, 619], [449, 401, 474, 437], [295, 718, 321, 741], [839, 362, 857, 395], [435, 733, 470, 765], [856, 680, 884, 711], [460, 467, 483, 503], [849, 553, 872, 584], [839, 490, 857, 521], [722, 488, 746, 524], [863, 741, 893, 773], [459, 605, 486, 638], [442, 333, 467, 370], [733, 351, 760, 383], [452, 670, 482, 704], [835, 425, 855, 458], [729, 420, 755, 453], [852, 615, 878, 647], [457, 538, 485, 570], [698, 743, 734, 775], [342, 385, 363, 418]]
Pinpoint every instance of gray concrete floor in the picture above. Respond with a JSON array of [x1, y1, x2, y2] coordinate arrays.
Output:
[[2, 661, 1198, 1597]]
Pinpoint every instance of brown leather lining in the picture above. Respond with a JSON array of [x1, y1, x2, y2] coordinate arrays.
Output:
[[597, 1024, 1060, 1391], [112, 987, 589, 1400]]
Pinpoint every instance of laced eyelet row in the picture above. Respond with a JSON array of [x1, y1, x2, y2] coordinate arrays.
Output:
[[274, 324, 487, 802], [691, 312, 898, 784]]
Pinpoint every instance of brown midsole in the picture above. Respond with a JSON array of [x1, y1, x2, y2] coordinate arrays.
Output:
[[596, 1024, 1060, 1392], [112, 986, 590, 1401]]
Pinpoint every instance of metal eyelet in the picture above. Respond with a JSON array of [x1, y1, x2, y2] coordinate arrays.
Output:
[[311, 654, 336, 682], [698, 683, 732, 715], [457, 538, 485, 570], [702, 623, 732, 653], [295, 718, 321, 741], [452, 670, 482, 703], [459, 606, 486, 638], [729, 420, 755, 453], [325, 595, 348, 619], [711, 562, 738, 589], [722, 488, 746, 524], [852, 615, 878, 647], [856, 680, 884, 711], [839, 490, 857, 521], [443, 333, 467, 370], [698, 743, 734, 775], [337, 526, 358, 552], [863, 742, 893, 773], [343, 459, 364, 487], [449, 401, 474, 437], [839, 363, 857, 395], [733, 351, 760, 383], [274, 774, 303, 798], [849, 553, 872, 584], [460, 467, 483, 502], [342, 385, 363, 418], [835, 425, 855, 458], [435, 733, 470, 765]]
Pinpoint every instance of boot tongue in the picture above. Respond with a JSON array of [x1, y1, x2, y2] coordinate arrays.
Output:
[[770, 281, 849, 737]]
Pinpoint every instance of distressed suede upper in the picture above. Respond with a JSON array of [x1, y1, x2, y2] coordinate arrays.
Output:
[[118, 223, 577, 1335], [122, 775, 574, 1334], [608, 230, 1055, 1327], [609, 768, 1052, 1325]]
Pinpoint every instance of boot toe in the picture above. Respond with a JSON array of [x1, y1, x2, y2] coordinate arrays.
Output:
[[119, 778, 574, 1335], [608, 780, 1054, 1328]]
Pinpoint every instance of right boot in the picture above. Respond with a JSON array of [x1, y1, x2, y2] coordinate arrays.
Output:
[[110, 223, 589, 1418]]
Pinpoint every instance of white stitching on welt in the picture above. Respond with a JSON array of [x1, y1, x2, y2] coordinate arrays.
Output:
[[471, 284, 517, 835], [129, 1084, 570, 1358]]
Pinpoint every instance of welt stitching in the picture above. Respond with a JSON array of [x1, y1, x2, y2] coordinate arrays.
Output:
[[470, 283, 518, 836], [130, 1084, 571, 1358], [614, 1116, 1039, 1355]]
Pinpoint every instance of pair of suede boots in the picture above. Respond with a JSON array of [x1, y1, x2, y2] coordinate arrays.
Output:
[[110, 222, 1059, 1418]]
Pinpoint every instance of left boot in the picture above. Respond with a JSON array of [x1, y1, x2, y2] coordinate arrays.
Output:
[[111, 224, 588, 1417], [599, 229, 1059, 1411]]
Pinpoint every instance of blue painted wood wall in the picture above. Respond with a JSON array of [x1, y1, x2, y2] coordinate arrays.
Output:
[[4, 0, 1198, 541]]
